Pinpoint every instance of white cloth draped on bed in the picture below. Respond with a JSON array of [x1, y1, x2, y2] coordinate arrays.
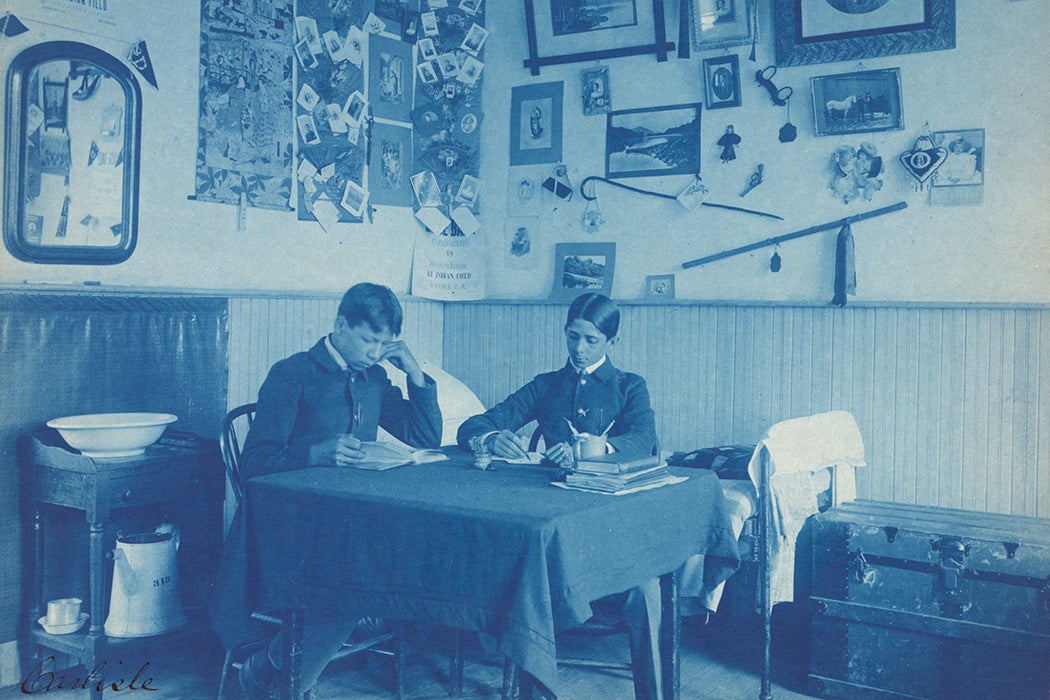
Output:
[[681, 410, 865, 614]]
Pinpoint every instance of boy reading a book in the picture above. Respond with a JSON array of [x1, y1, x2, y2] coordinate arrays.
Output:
[[241, 282, 442, 478], [233, 282, 442, 698]]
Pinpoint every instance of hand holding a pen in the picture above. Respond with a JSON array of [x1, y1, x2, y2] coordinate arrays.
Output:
[[310, 434, 365, 466], [485, 430, 528, 459]]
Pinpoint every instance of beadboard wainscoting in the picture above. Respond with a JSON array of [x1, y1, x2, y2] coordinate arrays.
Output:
[[442, 302, 1050, 519], [226, 294, 446, 410]]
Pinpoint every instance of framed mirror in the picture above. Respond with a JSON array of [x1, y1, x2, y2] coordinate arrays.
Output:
[[4, 41, 141, 264]]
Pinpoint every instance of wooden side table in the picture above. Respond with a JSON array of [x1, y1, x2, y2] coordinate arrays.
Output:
[[26, 430, 222, 698]]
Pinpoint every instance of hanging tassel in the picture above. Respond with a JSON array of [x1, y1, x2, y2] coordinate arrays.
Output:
[[748, 2, 758, 61], [832, 224, 855, 307]]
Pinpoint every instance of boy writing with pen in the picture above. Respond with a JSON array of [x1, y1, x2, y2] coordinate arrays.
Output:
[[457, 292, 665, 699], [457, 292, 657, 465]]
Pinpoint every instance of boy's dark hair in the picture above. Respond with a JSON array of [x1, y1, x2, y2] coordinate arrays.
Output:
[[566, 292, 620, 340], [338, 283, 403, 335]]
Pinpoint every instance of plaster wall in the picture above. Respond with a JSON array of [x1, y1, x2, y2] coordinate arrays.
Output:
[[0, 2, 1046, 303], [478, 1, 1050, 303]]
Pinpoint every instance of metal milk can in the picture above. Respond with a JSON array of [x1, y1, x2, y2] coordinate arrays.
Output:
[[104, 523, 187, 638]]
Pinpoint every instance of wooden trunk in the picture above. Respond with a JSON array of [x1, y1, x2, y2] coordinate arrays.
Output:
[[808, 499, 1050, 699]]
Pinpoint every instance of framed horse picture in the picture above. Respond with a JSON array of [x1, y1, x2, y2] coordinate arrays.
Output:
[[810, 68, 903, 137]]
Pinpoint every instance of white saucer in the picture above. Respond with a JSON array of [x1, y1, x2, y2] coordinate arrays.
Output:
[[39, 612, 88, 635]]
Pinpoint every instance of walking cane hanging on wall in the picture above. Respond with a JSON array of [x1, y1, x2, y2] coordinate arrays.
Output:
[[899, 122, 947, 191], [681, 202, 909, 307]]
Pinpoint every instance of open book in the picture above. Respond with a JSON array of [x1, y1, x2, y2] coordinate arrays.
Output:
[[351, 441, 448, 471]]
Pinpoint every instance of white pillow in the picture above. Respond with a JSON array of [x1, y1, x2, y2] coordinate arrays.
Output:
[[377, 360, 485, 446]]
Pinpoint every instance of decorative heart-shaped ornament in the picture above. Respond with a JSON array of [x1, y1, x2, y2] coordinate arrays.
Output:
[[899, 132, 947, 188]]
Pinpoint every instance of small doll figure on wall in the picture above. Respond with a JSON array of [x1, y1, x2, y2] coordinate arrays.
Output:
[[830, 142, 883, 204], [718, 125, 741, 163]]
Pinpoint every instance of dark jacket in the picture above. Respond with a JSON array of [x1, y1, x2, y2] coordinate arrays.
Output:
[[241, 337, 442, 479], [457, 358, 657, 457]]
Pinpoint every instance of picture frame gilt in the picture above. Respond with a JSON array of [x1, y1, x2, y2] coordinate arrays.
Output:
[[773, 0, 956, 67], [551, 242, 616, 301], [688, 0, 756, 52], [811, 68, 903, 137], [522, 0, 675, 76]]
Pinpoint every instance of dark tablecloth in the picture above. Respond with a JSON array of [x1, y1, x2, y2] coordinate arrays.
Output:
[[211, 454, 739, 694]]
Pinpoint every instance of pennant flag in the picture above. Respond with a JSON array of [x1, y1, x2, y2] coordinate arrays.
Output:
[[0, 12, 29, 37], [127, 40, 158, 89]]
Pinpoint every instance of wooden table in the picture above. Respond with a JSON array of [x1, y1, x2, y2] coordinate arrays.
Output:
[[26, 430, 222, 699], [223, 450, 739, 699]]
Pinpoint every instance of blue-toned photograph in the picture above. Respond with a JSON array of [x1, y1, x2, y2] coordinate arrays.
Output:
[[605, 103, 701, 178], [810, 68, 903, 137], [551, 0, 638, 36]]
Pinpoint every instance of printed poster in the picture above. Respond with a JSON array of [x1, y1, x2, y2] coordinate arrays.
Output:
[[293, 0, 370, 223], [409, 2, 486, 298], [411, 228, 485, 301], [195, 0, 295, 210]]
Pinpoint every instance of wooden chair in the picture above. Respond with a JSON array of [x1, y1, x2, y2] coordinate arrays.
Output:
[[216, 403, 405, 700]]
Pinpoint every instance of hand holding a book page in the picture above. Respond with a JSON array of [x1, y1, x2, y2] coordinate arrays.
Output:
[[310, 434, 366, 466]]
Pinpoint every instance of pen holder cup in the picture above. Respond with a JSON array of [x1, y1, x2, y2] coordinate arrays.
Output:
[[572, 433, 607, 461]]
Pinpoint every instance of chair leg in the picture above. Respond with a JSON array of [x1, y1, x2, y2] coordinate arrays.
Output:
[[394, 621, 406, 700], [448, 629, 463, 697], [275, 609, 305, 700], [501, 659, 519, 700], [217, 648, 234, 700]]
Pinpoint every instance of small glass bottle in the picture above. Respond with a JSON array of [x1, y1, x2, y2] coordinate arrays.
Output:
[[469, 435, 492, 470]]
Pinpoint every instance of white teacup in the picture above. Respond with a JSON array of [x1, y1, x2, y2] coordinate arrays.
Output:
[[572, 433, 607, 460], [46, 598, 82, 626]]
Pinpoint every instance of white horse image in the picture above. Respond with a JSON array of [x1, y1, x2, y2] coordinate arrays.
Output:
[[826, 94, 857, 120]]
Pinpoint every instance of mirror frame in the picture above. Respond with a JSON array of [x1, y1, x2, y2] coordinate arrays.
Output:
[[4, 41, 141, 264]]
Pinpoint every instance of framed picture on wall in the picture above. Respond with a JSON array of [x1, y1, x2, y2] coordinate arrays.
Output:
[[811, 68, 903, 137], [522, 0, 675, 75], [702, 54, 741, 110], [773, 0, 956, 67], [644, 274, 675, 301], [551, 242, 616, 301], [510, 82, 563, 165], [930, 128, 985, 206], [688, 0, 756, 52], [605, 103, 701, 178]]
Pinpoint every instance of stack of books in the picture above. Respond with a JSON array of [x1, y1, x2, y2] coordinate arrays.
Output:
[[564, 453, 675, 493]]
